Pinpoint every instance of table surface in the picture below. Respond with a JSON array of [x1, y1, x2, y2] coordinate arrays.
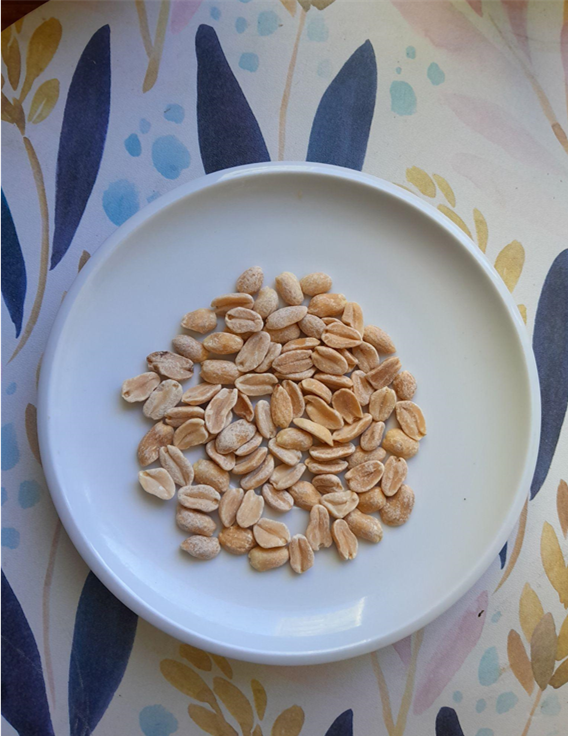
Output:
[[2, 2, 567, 735]]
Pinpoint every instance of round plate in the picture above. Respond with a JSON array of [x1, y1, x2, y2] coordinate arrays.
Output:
[[38, 163, 539, 664]]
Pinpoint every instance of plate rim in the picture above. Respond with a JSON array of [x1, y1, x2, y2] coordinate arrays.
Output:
[[37, 161, 541, 664]]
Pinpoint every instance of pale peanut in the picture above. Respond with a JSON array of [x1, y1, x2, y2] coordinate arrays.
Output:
[[211, 293, 254, 314], [363, 325, 396, 354], [275, 428, 312, 451], [160, 445, 194, 486], [352, 342, 380, 372], [332, 414, 372, 443], [274, 368, 315, 382], [271, 385, 293, 429], [322, 322, 362, 349], [215, 419, 256, 454], [138, 422, 174, 466], [174, 418, 208, 450], [380, 484, 415, 526], [369, 387, 397, 422], [322, 491, 359, 519], [147, 351, 193, 381], [253, 518, 291, 548], [233, 391, 254, 421], [219, 487, 244, 527], [236, 331, 271, 372], [306, 505, 332, 551], [203, 332, 244, 355], [176, 506, 216, 536], [351, 370, 373, 406], [282, 379, 305, 418], [382, 428, 419, 459], [240, 454, 275, 491], [200, 360, 240, 385], [289, 481, 322, 510], [249, 546, 289, 571], [312, 474, 344, 494], [305, 396, 344, 430], [236, 266, 263, 294], [395, 401, 427, 440], [293, 417, 333, 446], [308, 293, 347, 317], [205, 440, 235, 471], [282, 337, 320, 352], [181, 308, 217, 333], [341, 302, 364, 335], [122, 372, 160, 402], [139, 468, 175, 500], [312, 346, 349, 375], [392, 370, 417, 400], [235, 372, 278, 396], [272, 349, 313, 376], [314, 372, 353, 390], [300, 377, 332, 403], [172, 334, 209, 363], [193, 458, 230, 493], [305, 458, 348, 475], [236, 489, 264, 527], [268, 439, 301, 466], [345, 510, 383, 543], [340, 348, 358, 371], [267, 324, 301, 344], [143, 379, 183, 420], [382, 456, 408, 496], [204, 387, 238, 434], [360, 421, 385, 451], [182, 383, 222, 405], [165, 406, 205, 427], [357, 486, 387, 514], [366, 357, 401, 390], [181, 536, 220, 560], [262, 483, 294, 512], [255, 342, 282, 372], [347, 446, 386, 469], [219, 526, 255, 555], [253, 286, 279, 318], [300, 272, 332, 296], [265, 306, 308, 331], [270, 462, 306, 490], [332, 519, 358, 560], [234, 432, 263, 456], [254, 399, 276, 439], [233, 447, 268, 475], [178, 484, 220, 512], [345, 460, 384, 493], [299, 313, 326, 339], [309, 443, 355, 461], [225, 307, 263, 334], [332, 389, 363, 423], [289, 534, 314, 574], [275, 271, 303, 305]]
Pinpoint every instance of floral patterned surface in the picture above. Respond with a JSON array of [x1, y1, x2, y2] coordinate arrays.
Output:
[[2, 1, 567, 734]]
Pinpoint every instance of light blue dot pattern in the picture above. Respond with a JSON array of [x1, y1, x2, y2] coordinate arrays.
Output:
[[479, 647, 501, 686], [210, 6, 221, 20], [2, 527, 20, 549], [1, 487, 7, 506], [307, 16, 328, 42], [491, 611, 502, 623], [2, 423, 19, 471], [390, 81, 416, 116], [103, 180, 140, 226], [476, 730, 494, 736], [18, 480, 42, 509], [6, 382, 17, 395], [396, 66, 402, 74], [541, 693, 561, 716], [236, 17, 248, 33], [139, 705, 179, 736], [317, 59, 332, 78], [406, 46, 416, 59], [239, 53, 259, 72], [427, 62, 445, 85], [496, 692, 518, 714], [258, 10, 279, 36], [476, 699, 487, 713], [147, 191, 160, 203], [125, 134, 142, 157], [239, 0, 252, 3], [152, 136, 190, 180], [452, 691, 463, 703], [140, 118, 151, 134], [164, 104, 185, 124]]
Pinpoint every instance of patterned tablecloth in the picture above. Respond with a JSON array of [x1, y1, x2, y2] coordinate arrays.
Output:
[[2, 1, 567, 734]]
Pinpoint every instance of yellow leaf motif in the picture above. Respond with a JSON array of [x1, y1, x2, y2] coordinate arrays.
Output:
[[406, 167, 436, 197], [531, 613, 557, 689], [312, 0, 338, 8], [211, 654, 233, 679], [279, 0, 297, 15], [433, 174, 456, 207], [15, 18, 24, 33], [507, 629, 534, 695], [473, 208, 488, 253], [518, 305, 527, 323], [20, 18, 62, 103], [253, 726, 263, 736], [180, 644, 212, 671], [2, 91, 17, 123], [494, 240, 525, 292], [2, 34, 21, 90], [549, 659, 568, 689], [78, 250, 91, 272], [558, 480, 568, 538], [29, 78, 59, 124], [213, 677, 254, 736], [541, 522, 568, 607], [160, 660, 218, 709], [438, 205, 472, 238], [188, 704, 238, 736], [520, 583, 544, 643], [251, 679, 267, 720], [557, 614, 568, 660], [271, 705, 305, 736]]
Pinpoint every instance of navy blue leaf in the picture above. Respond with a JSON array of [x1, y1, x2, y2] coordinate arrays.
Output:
[[1, 570, 54, 736], [51, 25, 111, 269], [68, 572, 137, 736], [196, 24, 270, 173], [325, 709, 353, 736], [1, 190, 27, 336], [307, 40, 377, 171], [530, 249, 568, 499], [435, 707, 465, 736], [499, 542, 508, 568]]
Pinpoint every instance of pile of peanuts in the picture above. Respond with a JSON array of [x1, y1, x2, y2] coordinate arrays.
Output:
[[122, 267, 426, 574]]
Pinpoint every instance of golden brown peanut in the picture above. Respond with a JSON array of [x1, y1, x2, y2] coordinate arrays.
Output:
[[282, 380, 305, 418], [174, 418, 208, 450], [300, 378, 332, 403], [322, 322, 362, 349], [306, 505, 332, 551], [219, 526, 255, 555], [271, 385, 294, 429], [181, 536, 220, 560], [138, 422, 174, 466], [236, 266, 263, 294], [369, 387, 397, 422], [249, 546, 289, 571], [332, 414, 372, 443], [181, 308, 217, 333], [215, 419, 256, 454], [236, 489, 264, 527], [347, 446, 386, 469], [357, 486, 387, 513], [366, 357, 401, 390], [305, 396, 344, 430], [380, 484, 415, 526], [382, 456, 408, 496], [314, 373, 353, 390], [202, 332, 244, 355], [392, 370, 417, 400], [200, 360, 240, 385], [193, 458, 230, 492], [182, 383, 222, 405], [312, 474, 344, 494], [268, 439, 301, 466], [204, 387, 238, 434], [235, 372, 278, 396], [332, 519, 358, 560], [233, 447, 268, 475], [205, 440, 236, 471], [345, 460, 384, 493], [262, 483, 294, 512], [147, 351, 194, 381], [352, 342, 380, 372], [332, 389, 363, 424], [172, 335, 209, 363], [382, 428, 419, 459], [275, 428, 313, 451], [122, 372, 160, 402], [312, 346, 349, 375], [255, 341, 282, 372], [351, 370, 373, 406], [234, 432, 263, 456], [289, 481, 322, 510], [395, 401, 427, 440], [267, 324, 301, 344], [363, 325, 396, 354], [253, 286, 279, 318], [360, 421, 385, 451], [299, 314, 326, 338], [322, 491, 359, 519], [270, 462, 306, 490], [211, 293, 254, 314], [289, 534, 314, 574], [143, 380, 183, 420], [233, 391, 254, 421], [225, 307, 263, 334], [219, 487, 244, 527], [236, 331, 271, 372], [240, 454, 275, 490], [253, 518, 291, 548], [308, 443, 355, 461], [345, 510, 383, 543], [341, 302, 364, 335], [165, 406, 205, 427], [138, 468, 175, 500], [178, 484, 220, 512], [308, 293, 347, 317], [176, 506, 216, 536], [265, 306, 308, 331], [305, 458, 348, 475], [275, 271, 304, 305], [300, 272, 332, 296], [160, 445, 194, 486], [293, 418, 334, 446]]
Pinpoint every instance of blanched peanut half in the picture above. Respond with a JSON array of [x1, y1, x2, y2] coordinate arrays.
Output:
[[143, 380, 183, 421], [236, 331, 271, 373], [332, 414, 372, 443], [234, 432, 263, 456], [219, 487, 244, 527], [138, 422, 174, 466], [366, 357, 401, 391], [265, 306, 308, 331], [274, 368, 315, 382], [351, 370, 373, 406], [306, 505, 332, 551], [206, 440, 235, 471], [262, 483, 294, 512], [233, 447, 268, 475], [282, 380, 305, 418], [300, 272, 332, 296], [348, 445, 387, 469], [339, 348, 358, 371], [314, 373, 353, 390], [321, 491, 359, 519], [122, 372, 160, 402], [312, 474, 344, 494], [341, 302, 364, 335], [200, 359, 241, 385], [211, 293, 254, 314], [300, 377, 332, 403], [160, 445, 194, 486], [176, 506, 216, 536], [312, 346, 349, 375], [308, 293, 347, 317], [309, 443, 356, 461], [270, 463, 306, 490], [255, 400, 277, 439], [240, 454, 275, 491], [236, 266, 263, 294], [369, 387, 397, 422], [332, 519, 358, 560], [363, 325, 396, 354], [182, 383, 222, 405], [173, 334, 209, 363], [204, 387, 238, 434], [275, 271, 304, 305], [253, 286, 278, 318], [249, 546, 289, 572], [321, 322, 362, 349], [268, 439, 302, 466], [380, 484, 415, 526], [254, 342, 282, 373], [181, 536, 220, 560], [215, 419, 256, 454], [219, 526, 255, 555], [236, 489, 264, 527], [275, 428, 313, 451], [147, 351, 193, 381], [305, 458, 348, 475], [345, 460, 384, 493], [395, 401, 427, 441], [289, 534, 314, 574], [253, 518, 291, 548], [271, 385, 293, 429], [174, 418, 208, 450], [332, 389, 363, 424], [345, 510, 383, 543], [289, 481, 322, 510], [235, 373, 278, 396], [138, 468, 175, 500], [293, 418, 333, 446], [203, 332, 243, 355], [233, 391, 254, 422], [165, 406, 205, 427], [178, 484, 220, 512], [305, 396, 344, 430], [392, 370, 417, 401], [382, 456, 408, 496], [272, 349, 313, 376], [360, 421, 385, 452], [352, 342, 380, 372], [299, 314, 326, 339], [357, 486, 387, 514], [181, 307, 217, 333], [267, 324, 301, 344], [282, 337, 320, 352], [193, 458, 230, 493], [382, 429, 419, 459]]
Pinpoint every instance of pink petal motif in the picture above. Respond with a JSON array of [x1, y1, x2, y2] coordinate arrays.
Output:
[[465, 0, 483, 16], [170, 0, 202, 34], [393, 635, 413, 666], [444, 93, 567, 176], [413, 591, 488, 715], [502, 0, 530, 58]]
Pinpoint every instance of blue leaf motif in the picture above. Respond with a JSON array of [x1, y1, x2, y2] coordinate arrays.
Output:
[[325, 709, 353, 736], [499, 542, 507, 568], [307, 40, 377, 171], [1, 570, 54, 736], [530, 249, 568, 498], [1, 191, 27, 336], [196, 24, 270, 173], [51, 25, 111, 269], [435, 707, 465, 736], [68, 572, 138, 736]]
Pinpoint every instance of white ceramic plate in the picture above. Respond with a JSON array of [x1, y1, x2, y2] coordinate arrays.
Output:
[[38, 163, 539, 664]]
